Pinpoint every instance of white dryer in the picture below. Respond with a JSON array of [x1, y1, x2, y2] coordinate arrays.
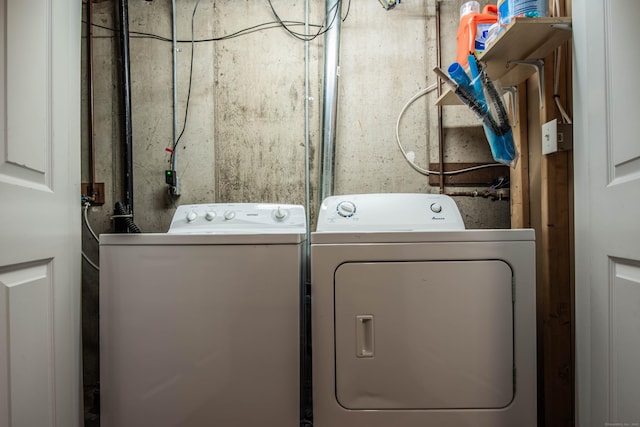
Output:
[[311, 193, 536, 427], [99, 203, 305, 427]]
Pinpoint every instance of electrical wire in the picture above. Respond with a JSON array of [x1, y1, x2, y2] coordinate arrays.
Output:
[[342, 0, 352, 21], [395, 84, 504, 176], [170, 0, 201, 167], [83, 19, 323, 44], [553, 45, 572, 124], [266, 0, 346, 42]]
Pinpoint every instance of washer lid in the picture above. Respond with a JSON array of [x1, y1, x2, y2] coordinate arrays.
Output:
[[334, 260, 514, 410]]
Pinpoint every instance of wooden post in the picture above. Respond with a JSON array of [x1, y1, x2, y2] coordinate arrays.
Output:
[[534, 42, 574, 427], [510, 81, 530, 229]]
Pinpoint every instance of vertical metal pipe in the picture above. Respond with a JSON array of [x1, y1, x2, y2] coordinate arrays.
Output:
[[171, 0, 178, 171], [304, 0, 311, 251], [320, 0, 342, 202], [302, 0, 312, 423], [87, 0, 96, 194], [436, 0, 445, 193], [117, 0, 134, 215]]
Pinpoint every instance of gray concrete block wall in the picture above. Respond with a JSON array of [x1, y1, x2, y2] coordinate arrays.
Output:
[[335, 0, 432, 195], [213, 1, 314, 207], [81, 0, 510, 421]]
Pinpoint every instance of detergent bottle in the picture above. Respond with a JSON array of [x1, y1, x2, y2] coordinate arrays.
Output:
[[456, 1, 499, 68], [497, 0, 511, 26], [509, 0, 548, 18]]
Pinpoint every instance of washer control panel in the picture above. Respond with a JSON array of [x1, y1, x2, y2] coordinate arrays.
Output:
[[168, 203, 306, 234], [316, 193, 465, 232]]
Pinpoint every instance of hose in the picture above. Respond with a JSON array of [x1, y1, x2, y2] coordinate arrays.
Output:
[[82, 252, 100, 271], [115, 201, 142, 233], [395, 83, 503, 176], [82, 203, 100, 270], [83, 203, 99, 242]]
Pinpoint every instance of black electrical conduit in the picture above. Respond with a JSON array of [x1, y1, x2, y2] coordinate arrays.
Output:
[[115, 0, 140, 233]]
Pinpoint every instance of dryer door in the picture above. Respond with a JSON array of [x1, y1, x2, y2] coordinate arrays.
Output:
[[334, 260, 514, 410]]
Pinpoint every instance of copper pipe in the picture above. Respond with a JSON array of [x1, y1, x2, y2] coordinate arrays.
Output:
[[447, 189, 511, 201], [435, 1, 444, 194]]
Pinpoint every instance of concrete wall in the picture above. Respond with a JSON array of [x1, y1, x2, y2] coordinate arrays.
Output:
[[82, 0, 508, 234], [81, 0, 509, 421]]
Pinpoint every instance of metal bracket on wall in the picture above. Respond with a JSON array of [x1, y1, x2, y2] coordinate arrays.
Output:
[[503, 86, 518, 126], [507, 59, 544, 108]]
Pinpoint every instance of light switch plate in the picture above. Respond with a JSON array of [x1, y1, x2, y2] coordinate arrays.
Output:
[[542, 119, 558, 154], [542, 119, 573, 155]]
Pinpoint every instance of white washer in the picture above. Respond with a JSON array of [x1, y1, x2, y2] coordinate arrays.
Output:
[[99, 203, 305, 427], [312, 193, 536, 427]]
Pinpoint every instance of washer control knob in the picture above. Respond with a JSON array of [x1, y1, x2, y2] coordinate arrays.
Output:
[[224, 210, 236, 220], [274, 207, 288, 221], [337, 201, 356, 217], [430, 203, 443, 213], [186, 210, 198, 222], [205, 211, 216, 221]]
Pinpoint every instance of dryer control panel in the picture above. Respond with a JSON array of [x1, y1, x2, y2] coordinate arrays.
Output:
[[168, 203, 306, 234], [316, 193, 465, 232]]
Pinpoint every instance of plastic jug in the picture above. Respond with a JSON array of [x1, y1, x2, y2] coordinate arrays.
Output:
[[509, 0, 548, 18], [497, 0, 511, 26], [456, 2, 498, 68]]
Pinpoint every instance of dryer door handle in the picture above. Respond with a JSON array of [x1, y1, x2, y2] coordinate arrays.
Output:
[[356, 315, 375, 358]]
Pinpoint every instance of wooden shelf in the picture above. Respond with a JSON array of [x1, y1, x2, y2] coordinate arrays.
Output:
[[436, 17, 572, 106]]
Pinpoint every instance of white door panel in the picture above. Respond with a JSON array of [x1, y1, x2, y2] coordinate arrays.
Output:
[[611, 262, 640, 422], [0, 263, 55, 427], [6, 0, 49, 174], [0, 0, 81, 425], [574, 0, 640, 425], [607, 2, 640, 172]]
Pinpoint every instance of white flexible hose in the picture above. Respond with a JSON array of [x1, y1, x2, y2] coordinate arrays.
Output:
[[82, 203, 100, 271], [553, 46, 573, 124], [82, 251, 100, 271], [395, 84, 505, 176], [83, 203, 99, 242]]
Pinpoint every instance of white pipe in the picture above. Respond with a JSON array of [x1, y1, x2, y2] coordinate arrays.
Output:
[[305, 0, 311, 249], [172, 0, 178, 171]]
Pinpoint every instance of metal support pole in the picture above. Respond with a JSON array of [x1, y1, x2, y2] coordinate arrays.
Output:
[[320, 0, 342, 202]]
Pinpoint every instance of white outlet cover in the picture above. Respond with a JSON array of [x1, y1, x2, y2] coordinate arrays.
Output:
[[542, 119, 558, 155]]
